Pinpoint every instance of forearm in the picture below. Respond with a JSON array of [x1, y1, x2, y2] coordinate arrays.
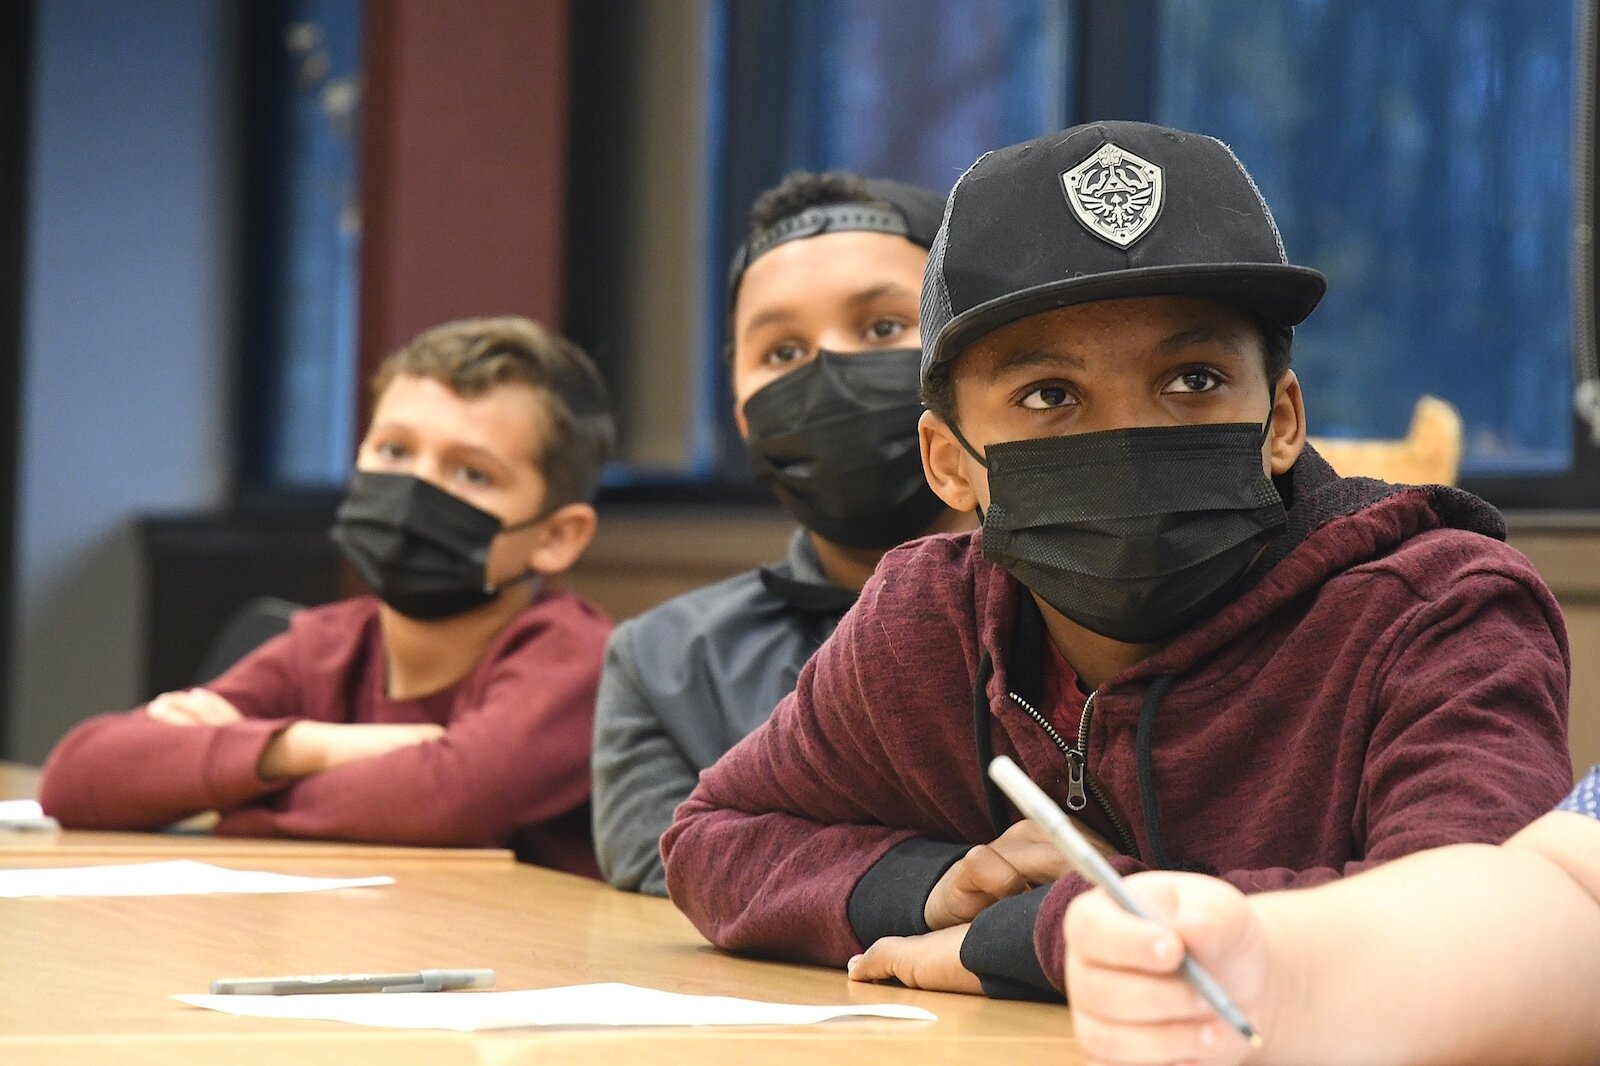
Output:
[[663, 798, 923, 966], [222, 726, 585, 848], [1252, 843, 1600, 1066], [39, 713, 290, 828]]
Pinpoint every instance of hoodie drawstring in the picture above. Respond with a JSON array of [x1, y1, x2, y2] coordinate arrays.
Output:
[[972, 651, 1011, 837], [1135, 674, 1178, 869]]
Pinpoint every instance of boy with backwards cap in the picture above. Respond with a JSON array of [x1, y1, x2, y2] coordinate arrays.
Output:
[[41, 317, 613, 874], [661, 122, 1570, 999], [592, 171, 973, 895]]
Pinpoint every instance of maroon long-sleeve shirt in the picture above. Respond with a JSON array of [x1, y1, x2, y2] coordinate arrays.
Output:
[[662, 452, 1571, 998], [39, 591, 610, 876]]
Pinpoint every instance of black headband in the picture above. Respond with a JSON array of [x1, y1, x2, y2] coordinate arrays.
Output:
[[726, 202, 910, 293]]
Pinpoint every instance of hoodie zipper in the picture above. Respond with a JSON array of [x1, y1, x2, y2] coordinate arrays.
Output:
[[1008, 689, 1137, 856]]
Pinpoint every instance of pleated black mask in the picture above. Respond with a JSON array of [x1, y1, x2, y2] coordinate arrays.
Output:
[[330, 471, 540, 621], [961, 421, 1287, 644], [743, 348, 947, 549]]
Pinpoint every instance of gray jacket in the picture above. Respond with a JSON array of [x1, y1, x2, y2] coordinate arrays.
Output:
[[592, 530, 856, 895]]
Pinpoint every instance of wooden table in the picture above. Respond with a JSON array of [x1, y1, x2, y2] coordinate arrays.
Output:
[[0, 851, 1084, 1064], [0, 827, 513, 862]]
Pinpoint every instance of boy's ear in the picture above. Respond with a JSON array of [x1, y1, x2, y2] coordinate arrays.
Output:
[[1267, 370, 1307, 477], [919, 409, 981, 513], [525, 502, 599, 577]]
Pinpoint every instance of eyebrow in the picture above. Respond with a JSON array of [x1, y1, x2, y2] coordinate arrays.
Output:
[[842, 281, 918, 307], [987, 348, 1089, 381], [368, 424, 515, 472], [739, 306, 798, 341], [737, 281, 920, 342], [1157, 325, 1247, 357], [443, 441, 515, 475]]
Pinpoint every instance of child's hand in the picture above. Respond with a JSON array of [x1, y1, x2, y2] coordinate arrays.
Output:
[[1066, 871, 1271, 1066], [145, 689, 244, 727], [846, 924, 982, 995], [259, 721, 446, 780], [925, 817, 1114, 929]]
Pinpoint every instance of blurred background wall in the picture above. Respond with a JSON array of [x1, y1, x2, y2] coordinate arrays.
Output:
[[7, 0, 237, 761], [0, 0, 1597, 771]]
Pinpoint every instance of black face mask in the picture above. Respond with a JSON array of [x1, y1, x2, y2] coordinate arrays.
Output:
[[743, 347, 948, 549], [955, 420, 1287, 644], [330, 471, 542, 621]]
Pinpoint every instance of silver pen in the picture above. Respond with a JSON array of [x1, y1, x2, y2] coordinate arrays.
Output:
[[210, 968, 495, 995], [987, 756, 1262, 1049]]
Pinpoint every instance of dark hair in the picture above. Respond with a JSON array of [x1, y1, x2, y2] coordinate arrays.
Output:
[[723, 171, 899, 365], [372, 316, 614, 508], [748, 170, 886, 231], [921, 314, 1295, 426]]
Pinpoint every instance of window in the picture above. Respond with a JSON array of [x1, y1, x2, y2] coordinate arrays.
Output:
[[1152, 0, 1596, 503], [567, 0, 1075, 491], [238, 0, 362, 489], [691, 0, 1599, 505]]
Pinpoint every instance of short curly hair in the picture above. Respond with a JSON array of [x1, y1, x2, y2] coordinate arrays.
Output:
[[747, 170, 887, 231]]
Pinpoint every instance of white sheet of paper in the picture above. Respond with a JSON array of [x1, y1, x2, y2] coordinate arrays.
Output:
[[0, 799, 57, 830], [0, 859, 393, 898], [174, 983, 937, 1031]]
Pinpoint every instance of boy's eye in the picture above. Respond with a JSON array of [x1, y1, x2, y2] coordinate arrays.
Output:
[[763, 343, 808, 367], [374, 441, 408, 461], [865, 318, 904, 342], [1165, 369, 1223, 394], [1020, 384, 1074, 410], [456, 465, 494, 489]]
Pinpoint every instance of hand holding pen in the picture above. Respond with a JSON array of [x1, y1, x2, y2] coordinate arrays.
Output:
[[987, 757, 1268, 1063]]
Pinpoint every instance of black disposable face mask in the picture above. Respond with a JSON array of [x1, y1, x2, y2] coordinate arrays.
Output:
[[742, 347, 948, 549], [330, 471, 542, 621], [951, 414, 1287, 644]]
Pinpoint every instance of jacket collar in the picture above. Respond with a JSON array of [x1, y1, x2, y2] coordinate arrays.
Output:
[[758, 529, 860, 615]]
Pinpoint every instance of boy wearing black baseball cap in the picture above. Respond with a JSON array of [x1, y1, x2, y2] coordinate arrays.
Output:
[[592, 172, 973, 895], [662, 123, 1570, 999]]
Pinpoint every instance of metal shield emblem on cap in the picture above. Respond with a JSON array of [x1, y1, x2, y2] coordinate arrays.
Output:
[[1061, 143, 1164, 249]]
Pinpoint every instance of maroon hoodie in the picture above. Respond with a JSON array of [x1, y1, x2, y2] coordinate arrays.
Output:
[[661, 449, 1571, 999]]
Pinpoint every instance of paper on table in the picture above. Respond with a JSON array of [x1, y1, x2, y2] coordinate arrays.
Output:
[[0, 799, 58, 831], [175, 983, 937, 1031], [0, 859, 393, 898]]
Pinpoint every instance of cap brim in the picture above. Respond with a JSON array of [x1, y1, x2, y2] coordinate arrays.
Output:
[[931, 263, 1328, 368]]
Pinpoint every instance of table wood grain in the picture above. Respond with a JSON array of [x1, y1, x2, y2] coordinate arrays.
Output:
[[1, 856, 1083, 1064]]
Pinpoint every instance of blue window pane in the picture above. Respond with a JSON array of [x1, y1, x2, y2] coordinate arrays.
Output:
[[689, 0, 1075, 481], [788, 0, 1073, 188], [1155, 0, 1577, 476], [260, 0, 362, 487]]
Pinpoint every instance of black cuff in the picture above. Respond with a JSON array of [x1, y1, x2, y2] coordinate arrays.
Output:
[[960, 884, 1061, 1002], [847, 837, 969, 946]]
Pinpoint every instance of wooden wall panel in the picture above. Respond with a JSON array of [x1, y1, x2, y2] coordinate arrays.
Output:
[[357, 0, 570, 428]]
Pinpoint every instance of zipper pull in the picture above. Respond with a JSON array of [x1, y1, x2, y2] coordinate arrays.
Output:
[[1066, 751, 1088, 812]]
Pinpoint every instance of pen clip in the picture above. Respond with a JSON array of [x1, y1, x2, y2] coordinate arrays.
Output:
[[381, 971, 446, 993]]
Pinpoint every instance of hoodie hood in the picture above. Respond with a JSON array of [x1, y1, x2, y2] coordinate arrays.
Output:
[[977, 443, 1514, 866]]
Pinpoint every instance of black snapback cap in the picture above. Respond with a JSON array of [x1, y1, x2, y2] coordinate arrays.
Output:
[[920, 121, 1327, 385]]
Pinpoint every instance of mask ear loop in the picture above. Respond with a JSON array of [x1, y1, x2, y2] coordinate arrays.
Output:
[[1260, 379, 1281, 451], [482, 507, 556, 596], [945, 418, 987, 466], [943, 419, 990, 523]]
